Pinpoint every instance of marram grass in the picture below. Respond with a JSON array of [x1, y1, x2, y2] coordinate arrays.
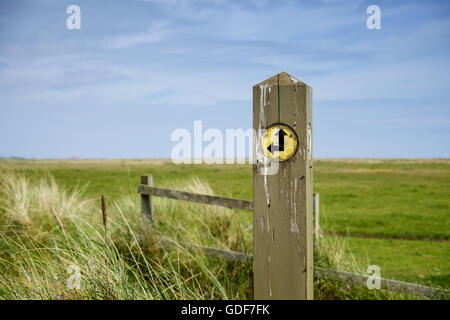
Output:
[[0, 171, 437, 300], [0, 172, 249, 299]]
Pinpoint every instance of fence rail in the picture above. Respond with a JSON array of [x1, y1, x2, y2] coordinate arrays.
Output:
[[138, 184, 253, 211], [138, 175, 448, 299], [158, 237, 250, 263], [314, 268, 447, 299], [156, 237, 447, 299]]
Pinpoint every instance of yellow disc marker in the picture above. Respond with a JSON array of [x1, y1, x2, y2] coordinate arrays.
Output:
[[261, 123, 299, 162]]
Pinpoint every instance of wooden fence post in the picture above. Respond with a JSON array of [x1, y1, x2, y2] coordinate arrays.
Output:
[[253, 72, 313, 299], [314, 193, 320, 243], [141, 175, 153, 223]]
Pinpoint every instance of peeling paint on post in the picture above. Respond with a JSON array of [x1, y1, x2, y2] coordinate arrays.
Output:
[[253, 72, 313, 299]]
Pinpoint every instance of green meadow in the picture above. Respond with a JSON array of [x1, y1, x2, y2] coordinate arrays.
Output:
[[0, 158, 448, 298]]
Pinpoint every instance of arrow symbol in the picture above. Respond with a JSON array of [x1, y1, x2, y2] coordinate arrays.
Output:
[[267, 129, 287, 154]]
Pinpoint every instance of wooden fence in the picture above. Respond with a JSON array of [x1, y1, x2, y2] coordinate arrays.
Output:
[[138, 175, 447, 299], [137, 72, 447, 299]]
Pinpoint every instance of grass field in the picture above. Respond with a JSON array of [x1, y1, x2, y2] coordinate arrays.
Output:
[[0, 158, 448, 298]]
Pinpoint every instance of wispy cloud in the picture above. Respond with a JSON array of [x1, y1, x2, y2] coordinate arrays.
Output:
[[103, 22, 170, 49], [0, 0, 449, 158]]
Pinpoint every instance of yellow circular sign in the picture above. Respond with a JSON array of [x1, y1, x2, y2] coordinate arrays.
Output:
[[261, 123, 298, 162]]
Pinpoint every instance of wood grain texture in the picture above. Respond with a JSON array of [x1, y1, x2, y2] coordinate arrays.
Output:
[[140, 175, 153, 223], [253, 72, 313, 299], [138, 185, 253, 211]]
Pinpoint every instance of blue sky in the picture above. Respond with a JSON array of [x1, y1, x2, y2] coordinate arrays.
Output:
[[0, 0, 449, 158]]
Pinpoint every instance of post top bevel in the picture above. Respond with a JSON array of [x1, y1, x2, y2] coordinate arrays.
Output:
[[254, 72, 307, 87]]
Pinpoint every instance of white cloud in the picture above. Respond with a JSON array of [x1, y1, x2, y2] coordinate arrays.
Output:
[[103, 22, 170, 49]]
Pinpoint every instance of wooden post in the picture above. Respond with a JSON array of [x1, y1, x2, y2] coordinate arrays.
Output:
[[253, 72, 313, 299], [141, 175, 153, 223], [314, 193, 320, 243]]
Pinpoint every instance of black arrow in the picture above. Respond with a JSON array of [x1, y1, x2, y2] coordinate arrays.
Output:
[[267, 129, 287, 153], [277, 129, 287, 151]]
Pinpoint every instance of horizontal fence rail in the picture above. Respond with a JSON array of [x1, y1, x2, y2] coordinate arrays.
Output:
[[159, 237, 250, 263], [314, 268, 447, 299], [138, 176, 448, 299], [156, 237, 447, 299], [138, 184, 253, 211]]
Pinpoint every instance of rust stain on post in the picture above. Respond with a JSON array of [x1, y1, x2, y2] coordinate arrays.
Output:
[[253, 72, 313, 299]]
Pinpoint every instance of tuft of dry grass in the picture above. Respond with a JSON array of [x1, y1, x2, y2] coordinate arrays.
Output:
[[101, 194, 107, 236], [50, 207, 66, 237]]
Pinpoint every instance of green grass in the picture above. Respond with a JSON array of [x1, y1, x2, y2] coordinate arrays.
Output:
[[6, 159, 448, 240], [0, 172, 252, 299], [0, 158, 448, 297], [315, 161, 450, 240], [339, 236, 450, 288], [3, 160, 253, 200]]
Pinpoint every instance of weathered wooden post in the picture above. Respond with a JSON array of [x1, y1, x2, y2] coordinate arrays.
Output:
[[314, 193, 320, 243], [253, 72, 313, 299], [141, 175, 153, 223]]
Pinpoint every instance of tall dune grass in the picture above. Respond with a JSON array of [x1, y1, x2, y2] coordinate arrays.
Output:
[[0, 171, 424, 300], [0, 171, 252, 299]]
